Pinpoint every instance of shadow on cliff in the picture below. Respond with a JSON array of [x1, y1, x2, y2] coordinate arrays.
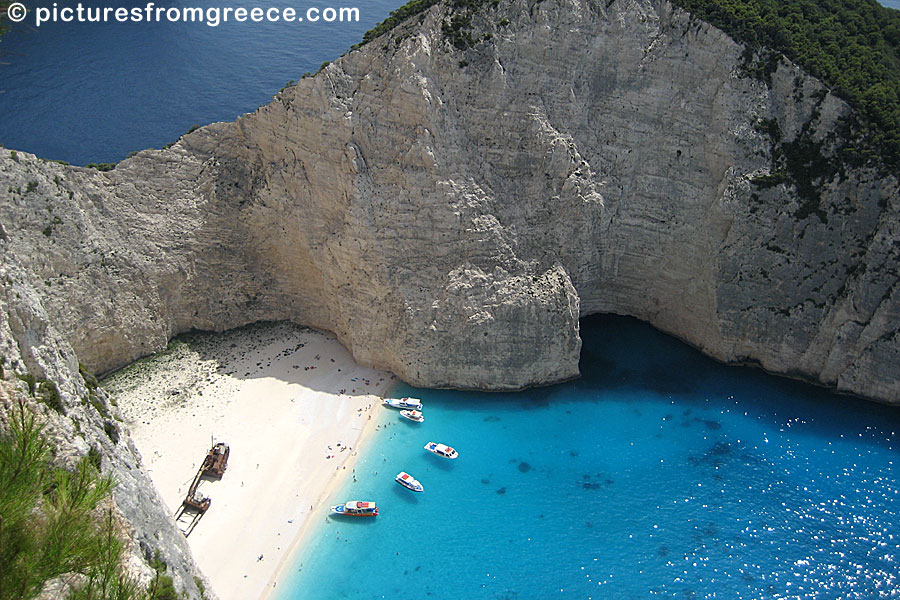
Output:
[[390, 314, 900, 453], [174, 317, 900, 451]]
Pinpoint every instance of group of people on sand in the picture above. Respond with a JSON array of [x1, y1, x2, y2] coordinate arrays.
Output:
[[325, 440, 353, 460]]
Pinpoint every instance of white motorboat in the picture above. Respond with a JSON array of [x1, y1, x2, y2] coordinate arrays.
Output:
[[383, 397, 423, 410], [330, 501, 378, 517], [400, 409, 425, 423], [395, 471, 424, 492], [424, 442, 459, 459]]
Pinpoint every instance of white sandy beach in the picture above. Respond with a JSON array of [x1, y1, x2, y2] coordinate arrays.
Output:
[[103, 322, 393, 600]]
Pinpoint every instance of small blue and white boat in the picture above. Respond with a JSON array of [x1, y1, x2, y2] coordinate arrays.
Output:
[[424, 442, 459, 459], [330, 501, 378, 517], [400, 409, 425, 423], [395, 471, 424, 492], [383, 397, 423, 410]]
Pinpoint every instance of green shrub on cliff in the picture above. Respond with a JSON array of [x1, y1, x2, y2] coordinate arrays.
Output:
[[0, 401, 154, 600], [15, 372, 36, 395], [37, 379, 64, 414], [354, 0, 442, 48], [672, 0, 900, 169], [354, 0, 496, 50], [85, 163, 116, 172], [79, 362, 99, 390]]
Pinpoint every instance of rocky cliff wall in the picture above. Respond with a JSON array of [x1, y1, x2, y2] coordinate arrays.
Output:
[[2, 0, 897, 589], [0, 314, 209, 597], [1, 0, 897, 412]]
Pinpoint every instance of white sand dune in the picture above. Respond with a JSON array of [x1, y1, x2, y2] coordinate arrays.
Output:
[[103, 322, 394, 600]]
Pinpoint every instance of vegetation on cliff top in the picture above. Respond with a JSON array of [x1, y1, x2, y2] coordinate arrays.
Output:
[[352, 0, 494, 50], [353, 0, 442, 48], [357, 0, 900, 172], [672, 0, 900, 169]]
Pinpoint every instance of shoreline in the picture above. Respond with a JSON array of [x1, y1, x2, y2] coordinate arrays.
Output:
[[103, 322, 395, 600], [261, 398, 394, 599]]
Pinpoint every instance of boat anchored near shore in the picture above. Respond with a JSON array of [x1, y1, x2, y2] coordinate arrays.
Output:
[[383, 397, 423, 410], [395, 471, 424, 492], [400, 409, 425, 423], [424, 442, 459, 459], [330, 501, 379, 517]]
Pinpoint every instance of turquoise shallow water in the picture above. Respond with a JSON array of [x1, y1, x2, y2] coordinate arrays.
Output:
[[278, 315, 900, 600]]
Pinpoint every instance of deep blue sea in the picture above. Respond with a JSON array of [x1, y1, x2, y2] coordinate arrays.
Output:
[[0, 0, 400, 165], [278, 315, 900, 600], [1, 0, 898, 164]]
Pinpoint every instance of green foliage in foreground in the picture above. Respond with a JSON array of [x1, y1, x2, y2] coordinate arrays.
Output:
[[672, 0, 900, 169], [0, 401, 177, 600]]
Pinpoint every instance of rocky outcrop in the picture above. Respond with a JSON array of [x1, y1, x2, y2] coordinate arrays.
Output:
[[0, 341, 209, 598], [0, 0, 897, 427]]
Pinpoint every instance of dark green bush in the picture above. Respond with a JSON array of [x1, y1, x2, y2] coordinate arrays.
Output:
[[85, 163, 116, 171], [103, 421, 120, 444], [0, 400, 148, 600], [37, 379, 64, 414], [354, 0, 442, 48], [79, 362, 99, 390], [146, 551, 178, 600], [16, 372, 36, 396], [442, 14, 475, 49], [87, 446, 102, 471], [148, 574, 178, 600], [90, 393, 110, 419]]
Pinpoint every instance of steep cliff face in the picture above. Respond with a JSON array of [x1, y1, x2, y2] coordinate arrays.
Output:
[[1, 0, 897, 421], [0, 306, 209, 597]]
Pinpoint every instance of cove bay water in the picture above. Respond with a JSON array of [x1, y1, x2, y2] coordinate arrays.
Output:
[[278, 315, 900, 600]]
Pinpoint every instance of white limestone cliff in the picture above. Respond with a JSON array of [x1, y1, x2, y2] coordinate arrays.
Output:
[[3, 0, 896, 404], [3, 0, 898, 590], [1, 16, 899, 590]]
